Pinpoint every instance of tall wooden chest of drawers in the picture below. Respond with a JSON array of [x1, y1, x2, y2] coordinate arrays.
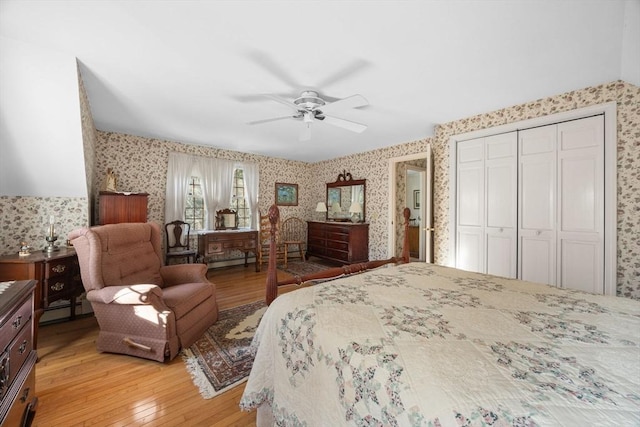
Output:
[[306, 221, 369, 264], [98, 191, 148, 225], [0, 280, 37, 427]]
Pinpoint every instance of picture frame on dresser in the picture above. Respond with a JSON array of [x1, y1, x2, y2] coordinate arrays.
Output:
[[275, 183, 298, 206]]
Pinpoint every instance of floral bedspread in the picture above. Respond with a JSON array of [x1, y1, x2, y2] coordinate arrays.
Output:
[[240, 263, 640, 426]]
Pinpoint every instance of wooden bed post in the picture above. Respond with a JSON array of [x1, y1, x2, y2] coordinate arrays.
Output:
[[402, 207, 410, 263], [265, 205, 280, 305]]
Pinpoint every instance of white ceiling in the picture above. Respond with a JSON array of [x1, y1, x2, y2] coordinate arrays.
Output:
[[1, 1, 638, 162]]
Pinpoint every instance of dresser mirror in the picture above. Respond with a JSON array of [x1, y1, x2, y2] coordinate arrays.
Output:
[[326, 171, 366, 222]]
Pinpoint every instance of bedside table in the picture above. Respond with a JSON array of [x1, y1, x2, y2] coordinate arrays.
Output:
[[0, 248, 84, 348]]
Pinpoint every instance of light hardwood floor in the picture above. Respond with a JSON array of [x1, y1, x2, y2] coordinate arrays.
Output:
[[32, 264, 305, 427]]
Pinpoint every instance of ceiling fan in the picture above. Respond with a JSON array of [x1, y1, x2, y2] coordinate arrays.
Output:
[[248, 90, 369, 141]]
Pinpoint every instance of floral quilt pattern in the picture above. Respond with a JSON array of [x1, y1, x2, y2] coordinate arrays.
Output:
[[241, 263, 640, 426]]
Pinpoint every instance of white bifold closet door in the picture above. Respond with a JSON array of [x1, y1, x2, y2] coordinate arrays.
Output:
[[456, 132, 517, 278], [456, 115, 604, 293], [519, 116, 604, 293]]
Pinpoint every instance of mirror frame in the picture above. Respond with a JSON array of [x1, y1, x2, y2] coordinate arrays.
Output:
[[326, 171, 366, 222], [215, 208, 239, 230]]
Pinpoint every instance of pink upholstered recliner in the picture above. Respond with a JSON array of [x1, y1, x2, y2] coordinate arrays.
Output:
[[69, 222, 218, 362]]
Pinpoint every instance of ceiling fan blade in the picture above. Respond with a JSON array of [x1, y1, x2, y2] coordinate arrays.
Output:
[[322, 115, 367, 133], [263, 94, 300, 112], [247, 50, 302, 89], [299, 124, 312, 141], [321, 94, 369, 113], [247, 116, 294, 125], [316, 59, 371, 89]]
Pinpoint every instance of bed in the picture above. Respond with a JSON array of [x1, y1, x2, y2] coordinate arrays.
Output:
[[240, 206, 640, 426]]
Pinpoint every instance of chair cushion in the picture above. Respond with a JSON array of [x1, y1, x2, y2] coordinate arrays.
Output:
[[161, 282, 214, 320], [94, 223, 163, 287]]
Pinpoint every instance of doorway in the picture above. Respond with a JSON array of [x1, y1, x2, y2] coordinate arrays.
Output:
[[387, 147, 433, 262]]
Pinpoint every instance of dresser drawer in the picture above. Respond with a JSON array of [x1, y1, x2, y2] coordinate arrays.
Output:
[[7, 322, 32, 387], [45, 257, 76, 279], [1, 353, 36, 427], [326, 231, 349, 242], [325, 249, 349, 262], [0, 296, 32, 349], [326, 240, 349, 251], [44, 277, 74, 302]]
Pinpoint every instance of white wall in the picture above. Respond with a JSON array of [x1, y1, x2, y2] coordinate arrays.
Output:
[[0, 36, 86, 197], [621, 0, 640, 86]]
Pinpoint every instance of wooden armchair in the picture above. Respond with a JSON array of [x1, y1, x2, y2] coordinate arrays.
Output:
[[281, 217, 306, 267]]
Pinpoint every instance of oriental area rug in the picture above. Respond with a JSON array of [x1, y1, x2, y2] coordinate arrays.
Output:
[[182, 300, 267, 399], [277, 258, 339, 277]]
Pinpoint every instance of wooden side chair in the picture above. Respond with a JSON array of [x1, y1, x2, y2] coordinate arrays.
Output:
[[165, 220, 197, 264], [257, 210, 284, 271], [281, 217, 306, 267]]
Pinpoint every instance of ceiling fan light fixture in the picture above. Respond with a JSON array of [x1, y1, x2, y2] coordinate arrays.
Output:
[[294, 91, 325, 110], [303, 112, 314, 123]]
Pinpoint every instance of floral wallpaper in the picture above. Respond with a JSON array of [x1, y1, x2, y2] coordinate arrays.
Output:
[[0, 79, 637, 300]]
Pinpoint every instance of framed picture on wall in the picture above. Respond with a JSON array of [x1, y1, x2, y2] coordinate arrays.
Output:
[[413, 189, 420, 209], [275, 183, 298, 206]]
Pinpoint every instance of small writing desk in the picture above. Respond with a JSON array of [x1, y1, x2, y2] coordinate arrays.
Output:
[[197, 229, 259, 271]]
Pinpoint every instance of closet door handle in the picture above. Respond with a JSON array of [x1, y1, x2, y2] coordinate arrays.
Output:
[[536, 230, 542, 236]]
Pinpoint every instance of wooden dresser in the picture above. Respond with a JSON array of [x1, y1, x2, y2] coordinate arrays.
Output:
[[307, 221, 369, 264], [0, 280, 37, 427], [0, 248, 84, 347], [197, 230, 259, 271], [98, 191, 148, 225]]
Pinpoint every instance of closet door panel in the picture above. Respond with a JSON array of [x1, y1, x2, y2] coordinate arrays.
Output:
[[520, 154, 555, 230], [520, 235, 555, 285], [560, 156, 598, 231], [519, 125, 557, 285], [560, 238, 601, 293], [557, 116, 604, 291], [457, 228, 483, 273], [458, 164, 484, 227], [486, 229, 516, 278], [485, 132, 517, 278]]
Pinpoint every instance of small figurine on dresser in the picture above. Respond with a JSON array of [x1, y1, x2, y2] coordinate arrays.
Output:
[[19, 241, 31, 256], [102, 168, 118, 192]]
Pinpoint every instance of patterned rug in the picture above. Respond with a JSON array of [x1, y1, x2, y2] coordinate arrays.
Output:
[[182, 300, 267, 399], [277, 258, 338, 277]]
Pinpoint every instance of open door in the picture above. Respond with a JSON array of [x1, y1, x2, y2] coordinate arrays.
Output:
[[388, 146, 433, 262]]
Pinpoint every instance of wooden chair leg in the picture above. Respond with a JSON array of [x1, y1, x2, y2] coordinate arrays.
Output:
[[284, 245, 288, 268]]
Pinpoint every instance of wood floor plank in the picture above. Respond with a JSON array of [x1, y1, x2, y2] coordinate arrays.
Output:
[[31, 264, 303, 426]]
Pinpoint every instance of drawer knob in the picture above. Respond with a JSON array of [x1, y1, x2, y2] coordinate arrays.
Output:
[[51, 282, 65, 291], [20, 386, 31, 403], [19, 340, 27, 355], [52, 264, 66, 273], [12, 315, 22, 329]]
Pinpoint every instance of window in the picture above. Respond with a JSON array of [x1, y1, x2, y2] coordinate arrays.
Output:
[[185, 176, 205, 231], [231, 168, 251, 228]]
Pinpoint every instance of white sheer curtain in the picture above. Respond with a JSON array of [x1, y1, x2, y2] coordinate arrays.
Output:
[[198, 157, 235, 229], [165, 152, 195, 223], [239, 161, 259, 229]]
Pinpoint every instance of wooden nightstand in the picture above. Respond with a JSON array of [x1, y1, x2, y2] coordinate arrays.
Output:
[[0, 248, 84, 348]]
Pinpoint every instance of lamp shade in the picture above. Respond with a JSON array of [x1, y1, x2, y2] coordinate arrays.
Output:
[[315, 202, 327, 212], [331, 202, 342, 213], [349, 202, 363, 214]]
